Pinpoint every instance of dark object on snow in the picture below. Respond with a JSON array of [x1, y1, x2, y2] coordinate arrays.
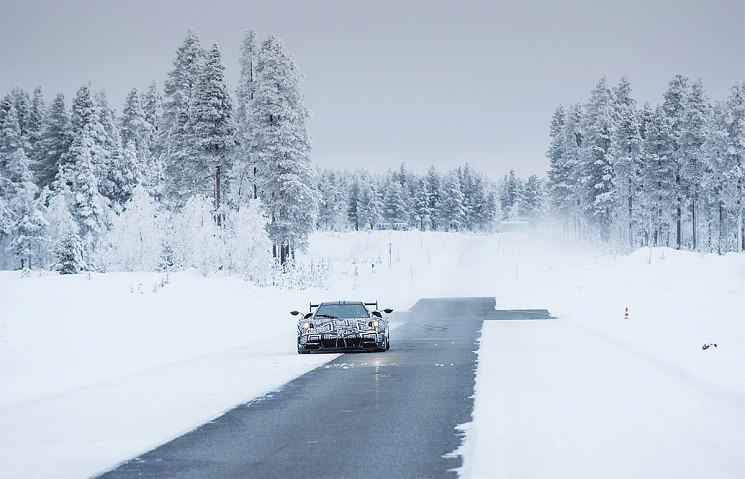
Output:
[[702, 343, 718, 350]]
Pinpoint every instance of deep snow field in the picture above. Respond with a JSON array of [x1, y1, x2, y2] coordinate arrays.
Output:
[[1, 230, 743, 478]]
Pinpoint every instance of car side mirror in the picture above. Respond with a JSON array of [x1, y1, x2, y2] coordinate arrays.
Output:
[[290, 310, 300, 316], [383, 308, 393, 314], [304, 312, 313, 319], [372, 311, 382, 318]]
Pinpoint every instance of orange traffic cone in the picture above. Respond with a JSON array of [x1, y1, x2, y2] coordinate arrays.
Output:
[[624, 307, 629, 320]]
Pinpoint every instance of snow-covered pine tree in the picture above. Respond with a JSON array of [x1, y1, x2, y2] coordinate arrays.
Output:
[[702, 101, 732, 253], [547, 104, 573, 228], [498, 170, 522, 220], [680, 78, 710, 250], [49, 187, 85, 274], [437, 171, 466, 231], [723, 82, 745, 252], [382, 181, 408, 223], [232, 30, 259, 205], [7, 148, 48, 269], [65, 85, 110, 253], [37, 93, 72, 191], [10, 88, 31, 141], [120, 88, 155, 197], [251, 34, 319, 263], [413, 177, 432, 230], [92, 90, 126, 206], [581, 77, 616, 241], [162, 30, 205, 207], [359, 180, 383, 229], [141, 83, 165, 199], [639, 106, 676, 246], [563, 103, 585, 236], [519, 174, 545, 224], [612, 77, 642, 249], [27, 87, 46, 180], [425, 166, 441, 230], [661, 74, 689, 249], [347, 179, 361, 230], [188, 43, 234, 214]]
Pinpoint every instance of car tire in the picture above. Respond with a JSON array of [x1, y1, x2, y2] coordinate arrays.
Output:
[[298, 341, 309, 354], [386, 335, 390, 350]]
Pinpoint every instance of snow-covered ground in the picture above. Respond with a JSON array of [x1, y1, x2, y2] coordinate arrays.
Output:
[[1, 230, 743, 478]]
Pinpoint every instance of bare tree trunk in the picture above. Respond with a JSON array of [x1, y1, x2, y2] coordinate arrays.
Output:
[[717, 202, 724, 255], [692, 186, 698, 250], [215, 165, 221, 226], [628, 178, 633, 250]]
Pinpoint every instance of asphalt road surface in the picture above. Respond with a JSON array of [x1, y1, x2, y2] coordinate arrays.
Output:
[[97, 298, 552, 479]]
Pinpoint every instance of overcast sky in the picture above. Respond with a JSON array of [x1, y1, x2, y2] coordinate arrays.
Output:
[[1, 1, 743, 180]]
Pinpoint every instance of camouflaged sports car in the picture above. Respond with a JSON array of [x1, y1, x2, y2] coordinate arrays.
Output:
[[292, 301, 393, 354]]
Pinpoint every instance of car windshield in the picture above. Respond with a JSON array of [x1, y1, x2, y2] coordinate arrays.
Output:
[[315, 303, 369, 319]]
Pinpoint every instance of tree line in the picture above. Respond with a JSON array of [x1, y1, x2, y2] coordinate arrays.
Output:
[[547, 76, 745, 254], [0, 30, 317, 272]]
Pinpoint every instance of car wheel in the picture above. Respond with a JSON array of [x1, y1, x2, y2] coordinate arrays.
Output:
[[298, 341, 309, 354], [386, 335, 390, 350]]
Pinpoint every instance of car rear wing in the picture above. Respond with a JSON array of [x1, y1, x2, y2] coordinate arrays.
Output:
[[309, 303, 320, 312], [364, 301, 378, 310]]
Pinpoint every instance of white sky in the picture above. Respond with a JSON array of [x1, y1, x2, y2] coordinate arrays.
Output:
[[1, 1, 743, 180]]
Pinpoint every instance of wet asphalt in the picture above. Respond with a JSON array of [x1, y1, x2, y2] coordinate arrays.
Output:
[[96, 298, 552, 479]]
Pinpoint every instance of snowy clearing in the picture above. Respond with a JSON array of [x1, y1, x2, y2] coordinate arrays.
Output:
[[1, 230, 744, 478]]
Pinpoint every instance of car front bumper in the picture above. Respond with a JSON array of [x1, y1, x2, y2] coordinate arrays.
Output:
[[299, 332, 386, 351]]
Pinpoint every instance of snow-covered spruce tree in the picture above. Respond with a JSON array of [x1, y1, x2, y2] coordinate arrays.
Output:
[[680, 78, 710, 250], [317, 170, 347, 230], [251, 34, 319, 263], [65, 85, 110, 256], [661, 74, 689, 249], [347, 179, 361, 230], [2, 104, 48, 269], [498, 170, 522, 220], [93, 90, 127, 206], [724, 82, 745, 252], [702, 101, 733, 253], [437, 171, 466, 231], [547, 104, 572, 229], [48, 188, 85, 274], [101, 185, 167, 271], [27, 87, 46, 177], [425, 166, 441, 230], [383, 181, 408, 223], [413, 177, 433, 230], [581, 77, 616, 241], [187, 43, 234, 218], [162, 30, 205, 207], [7, 148, 48, 269], [224, 198, 272, 282], [231, 30, 259, 205], [639, 106, 676, 246], [37, 93, 72, 191], [519, 174, 545, 224], [359, 180, 383, 230], [10, 88, 31, 141], [563, 104, 586, 236], [612, 77, 642, 249]]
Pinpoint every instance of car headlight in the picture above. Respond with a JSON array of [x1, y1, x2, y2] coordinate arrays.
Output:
[[368, 320, 379, 329], [303, 322, 314, 330]]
